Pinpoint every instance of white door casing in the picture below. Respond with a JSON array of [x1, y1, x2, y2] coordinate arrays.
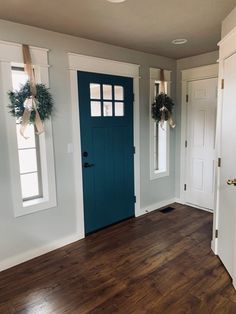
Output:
[[185, 78, 217, 210], [217, 53, 236, 282], [180, 64, 218, 213], [68, 53, 141, 238]]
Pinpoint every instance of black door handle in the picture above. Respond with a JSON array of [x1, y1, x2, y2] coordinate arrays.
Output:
[[84, 162, 94, 168]]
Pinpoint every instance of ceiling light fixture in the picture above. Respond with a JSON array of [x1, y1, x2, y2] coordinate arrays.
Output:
[[172, 38, 188, 45], [107, 0, 127, 3]]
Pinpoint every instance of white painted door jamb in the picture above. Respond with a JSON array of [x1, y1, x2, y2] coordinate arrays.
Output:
[[68, 53, 141, 240]]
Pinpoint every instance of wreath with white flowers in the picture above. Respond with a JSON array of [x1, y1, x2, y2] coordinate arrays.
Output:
[[8, 81, 53, 123], [152, 92, 175, 128]]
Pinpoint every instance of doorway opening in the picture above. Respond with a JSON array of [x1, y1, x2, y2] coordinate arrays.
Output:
[[78, 71, 135, 234], [180, 65, 218, 212]]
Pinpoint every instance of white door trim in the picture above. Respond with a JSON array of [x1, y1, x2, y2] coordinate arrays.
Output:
[[180, 64, 218, 249], [68, 53, 141, 239], [180, 64, 218, 203]]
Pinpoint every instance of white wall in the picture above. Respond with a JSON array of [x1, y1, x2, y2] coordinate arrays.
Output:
[[0, 19, 177, 266], [175, 51, 219, 198], [0, 16, 223, 268]]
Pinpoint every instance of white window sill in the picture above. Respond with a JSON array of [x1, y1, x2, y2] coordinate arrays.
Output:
[[14, 197, 57, 218], [150, 170, 169, 180], [23, 197, 47, 208]]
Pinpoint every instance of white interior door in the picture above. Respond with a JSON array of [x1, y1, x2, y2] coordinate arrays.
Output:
[[218, 53, 236, 285], [186, 78, 217, 210]]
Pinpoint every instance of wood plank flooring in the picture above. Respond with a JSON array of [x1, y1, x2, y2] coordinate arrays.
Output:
[[0, 203, 236, 313]]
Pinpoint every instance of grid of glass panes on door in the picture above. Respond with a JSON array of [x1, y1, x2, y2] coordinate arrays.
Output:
[[11, 67, 42, 201], [89, 83, 124, 117]]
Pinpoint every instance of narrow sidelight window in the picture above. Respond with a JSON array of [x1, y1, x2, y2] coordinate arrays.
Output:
[[11, 67, 43, 201], [153, 81, 168, 173]]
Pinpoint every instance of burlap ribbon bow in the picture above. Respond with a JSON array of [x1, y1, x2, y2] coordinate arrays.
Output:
[[20, 44, 44, 138]]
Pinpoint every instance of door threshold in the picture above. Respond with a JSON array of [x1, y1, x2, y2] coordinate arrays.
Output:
[[86, 215, 135, 236]]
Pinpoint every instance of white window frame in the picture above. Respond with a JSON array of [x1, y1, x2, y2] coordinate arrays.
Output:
[[0, 40, 57, 217], [149, 68, 171, 180]]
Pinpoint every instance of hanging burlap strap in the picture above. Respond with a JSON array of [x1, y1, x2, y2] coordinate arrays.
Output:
[[20, 44, 44, 138], [159, 68, 165, 93]]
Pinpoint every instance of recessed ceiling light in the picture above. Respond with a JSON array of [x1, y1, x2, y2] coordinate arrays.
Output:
[[172, 38, 188, 45], [107, 0, 127, 3]]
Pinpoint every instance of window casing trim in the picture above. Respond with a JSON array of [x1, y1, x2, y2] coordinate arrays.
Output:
[[0, 41, 56, 217], [149, 68, 171, 180]]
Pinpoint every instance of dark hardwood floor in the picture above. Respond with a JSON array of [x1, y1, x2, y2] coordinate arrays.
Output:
[[0, 203, 236, 314]]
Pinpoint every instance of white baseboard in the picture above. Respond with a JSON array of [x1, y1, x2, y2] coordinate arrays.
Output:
[[176, 198, 213, 213], [1, 199, 177, 271], [0, 233, 83, 272], [1, 198, 214, 272], [211, 239, 218, 255], [233, 277, 236, 290], [136, 198, 177, 217]]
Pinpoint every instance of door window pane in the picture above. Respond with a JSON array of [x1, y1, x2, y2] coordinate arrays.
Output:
[[103, 102, 113, 117], [18, 148, 38, 174], [115, 86, 124, 100], [90, 84, 101, 99], [91, 101, 101, 116], [115, 102, 124, 116], [20, 173, 39, 199], [16, 124, 36, 149], [103, 85, 112, 100]]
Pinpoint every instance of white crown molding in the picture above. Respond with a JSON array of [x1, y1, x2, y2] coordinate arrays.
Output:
[[0, 40, 49, 52], [181, 64, 218, 81], [150, 68, 171, 81], [0, 40, 49, 66], [68, 53, 140, 78], [218, 26, 236, 61], [218, 25, 236, 47]]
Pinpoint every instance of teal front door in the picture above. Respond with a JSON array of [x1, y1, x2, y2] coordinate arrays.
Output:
[[78, 71, 135, 234]]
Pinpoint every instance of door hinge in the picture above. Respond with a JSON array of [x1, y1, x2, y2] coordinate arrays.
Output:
[[215, 229, 219, 239], [184, 184, 187, 191], [133, 93, 135, 102], [185, 140, 188, 148], [134, 195, 136, 203], [218, 158, 221, 168], [221, 79, 224, 90], [186, 94, 189, 102], [133, 146, 136, 154]]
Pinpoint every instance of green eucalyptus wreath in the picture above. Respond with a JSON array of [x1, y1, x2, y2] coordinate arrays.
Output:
[[152, 93, 175, 124], [8, 81, 53, 123]]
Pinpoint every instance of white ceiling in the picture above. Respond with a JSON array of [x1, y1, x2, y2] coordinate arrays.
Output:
[[0, 0, 236, 59]]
